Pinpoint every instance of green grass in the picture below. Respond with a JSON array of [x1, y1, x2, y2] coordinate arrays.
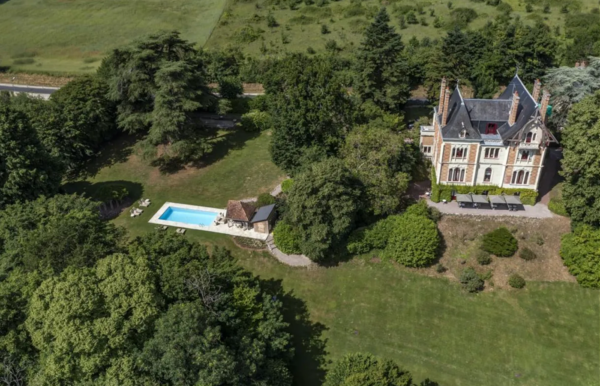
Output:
[[240, 255, 600, 386], [0, 0, 227, 73], [206, 0, 599, 57], [63, 129, 599, 386], [63, 130, 286, 239]]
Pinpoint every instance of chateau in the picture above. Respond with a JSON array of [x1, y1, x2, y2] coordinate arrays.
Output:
[[420, 75, 557, 191]]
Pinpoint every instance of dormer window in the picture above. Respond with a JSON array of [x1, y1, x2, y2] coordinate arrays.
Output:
[[526, 132, 536, 143], [485, 123, 498, 135], [459, 129, 467, 138]]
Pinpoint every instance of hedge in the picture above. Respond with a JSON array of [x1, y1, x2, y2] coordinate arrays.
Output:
[[429, 168, 538, 205]]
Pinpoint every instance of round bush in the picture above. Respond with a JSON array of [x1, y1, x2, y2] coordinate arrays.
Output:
[[520, 247, 537, 261], [281, 179, 294, 193], [240, 110, 272, 132], [508, 274, 526, 289], [272, 221, 302, 254], [256, 193, 276, 208], [346, 228, 371, 255], [384, 214, 439, 267], [482, 227, 518, 257], [476, 250, 492, 265], [460, 267, 484, 292], [436, 264, 447, 273]]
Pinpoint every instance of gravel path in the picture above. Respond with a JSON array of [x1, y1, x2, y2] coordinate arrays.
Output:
[[427, 199, 555, 218], [265, 235, 312, 267]]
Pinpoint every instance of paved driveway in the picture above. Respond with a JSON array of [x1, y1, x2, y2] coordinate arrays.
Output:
[[427, 199, 555, 219]]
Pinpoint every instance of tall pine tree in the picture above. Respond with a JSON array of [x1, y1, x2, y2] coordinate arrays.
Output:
[[354, 8, 410, 114]]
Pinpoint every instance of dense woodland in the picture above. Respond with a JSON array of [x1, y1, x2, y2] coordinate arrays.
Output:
[[0, 5, 599, 384]]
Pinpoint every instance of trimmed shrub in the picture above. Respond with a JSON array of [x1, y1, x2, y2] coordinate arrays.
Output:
[[560, 225, 600, 288], [508, 274, 526, 289], [436, 264, 447, 273], [256, 193, 276, 208], [240, 110, 272, 132], [346, 228, 370, 255], [520, 247, 537, 261], [384, 214, 439, 267], [405, 200, 441, 222], [460, 267, 484, 292], [281, 179, 294, 193], [548, 183, 568, 217], [482, 227, 518, 257], [273, 221, 302, 254], [476, 250, 492, 265]]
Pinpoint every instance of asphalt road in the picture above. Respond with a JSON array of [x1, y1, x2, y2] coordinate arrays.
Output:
[[0, 84, 58, 95]]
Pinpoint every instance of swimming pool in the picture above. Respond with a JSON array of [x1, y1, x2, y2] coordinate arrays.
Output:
[[158, 206, 218, 226]]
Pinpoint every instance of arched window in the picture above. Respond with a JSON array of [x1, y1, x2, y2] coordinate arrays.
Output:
[[511, 170, 530, 185], [448, 168, 465, 182], [526, 132, 533, 143], [484, 168, 492, 182]]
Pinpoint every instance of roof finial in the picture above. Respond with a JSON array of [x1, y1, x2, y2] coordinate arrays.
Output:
[[515, 65, 519, 77]]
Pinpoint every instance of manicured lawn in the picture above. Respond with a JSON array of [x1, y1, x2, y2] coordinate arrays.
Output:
[[0, 0, 227, 73], [63, 129, 286, 239], [240, 254, 600, 386], [64, 129, 599, 386]]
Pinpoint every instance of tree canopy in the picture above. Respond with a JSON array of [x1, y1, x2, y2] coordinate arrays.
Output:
[[560, 225, 600, 288], [324, 353, 413, 386], [354, 8, 410, 114], [0, 104, 62, 209], [265, 54, 353, 174], [286, 158, 362, 260], [561, 91, 600, 227]]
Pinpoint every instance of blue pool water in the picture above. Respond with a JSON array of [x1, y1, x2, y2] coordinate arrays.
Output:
[[159, 207, 218, 226]]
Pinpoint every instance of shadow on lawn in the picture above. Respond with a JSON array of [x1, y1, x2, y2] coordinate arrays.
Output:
[[61, 180, 144, 202], [152, 128, 261, 175], [67, 133, 138, 180], [261, 279, 329, 386]]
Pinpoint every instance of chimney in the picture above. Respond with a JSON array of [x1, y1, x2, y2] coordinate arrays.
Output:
[[581, 61, 588, 69], [438, 77, 447, 118], [575, 61, 580, 68], [441, 87, 450, 126], [532, 79, 541, 102], [508, 91, 520, 126], [540, 90, 551, 123]]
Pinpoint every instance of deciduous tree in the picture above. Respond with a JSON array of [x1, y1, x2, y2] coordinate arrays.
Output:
[[324, 353, 413, 386]]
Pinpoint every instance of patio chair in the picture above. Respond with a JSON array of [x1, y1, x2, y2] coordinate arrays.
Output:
[[155, 225, 167, 231], [134, 208, 143, 215], [139, 199, 151, 207], [176, 228, 186, 234]]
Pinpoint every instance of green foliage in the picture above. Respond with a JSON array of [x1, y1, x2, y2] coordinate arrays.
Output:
[[286, 158, 362, 260], [520, 247, 537, 261], [384, 214, 439, 267], [563, 13, 600, 64], [544, 57, 600, 130], [219, 76, 243, 99], [240, 109, 273, 131], [561, 91, 600, 226], [281, 178, 294, 193], [561, 225, 600, 288], [48, 75, 118, 171], [548, 183, 568, 217], [476, 250, 492, 265], [430, 174, 538, 205], [324, 353, 412, 386], [405, 200, 442, 222], [450, 7, 478, 27], [265, 54, 353, 174], [460, 267, 484, 292], [346, 228, 371, 255], [482, 227, 518, 257], [273, 221, 303, 254], [101, 31, 213, 164], [256, 192, 276, 207], [342, 124, 415, 215], [321, 24, 330, 34], [0, 104, 63, 209], [354, 8, 410, 114], [508, 273, 526, 289]]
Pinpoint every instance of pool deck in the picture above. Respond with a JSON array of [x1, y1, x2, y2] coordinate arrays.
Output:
[[149, 202, 269, 240]]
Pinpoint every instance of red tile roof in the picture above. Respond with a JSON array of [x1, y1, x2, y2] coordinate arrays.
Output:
[[225, 200, 255, 222]]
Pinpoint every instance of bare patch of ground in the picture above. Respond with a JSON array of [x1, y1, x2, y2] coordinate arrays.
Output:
[[0, 73, 73, 87], [419, 215, 575, 290]]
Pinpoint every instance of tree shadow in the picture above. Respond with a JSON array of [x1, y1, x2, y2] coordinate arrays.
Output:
[[66, 133, 138, 181], [61, 180, 144, 203], [536, 147, 563, 204], [260, 279, 329, 386]]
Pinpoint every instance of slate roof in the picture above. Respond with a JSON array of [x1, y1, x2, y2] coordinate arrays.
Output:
[[226, 200, 255, 222], [251, 204, 276, 223], [440, 75, 539, 142]]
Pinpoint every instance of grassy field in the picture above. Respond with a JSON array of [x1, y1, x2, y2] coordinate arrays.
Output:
[[63, 129, 599, 386], [0, 0, 227, 73]]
